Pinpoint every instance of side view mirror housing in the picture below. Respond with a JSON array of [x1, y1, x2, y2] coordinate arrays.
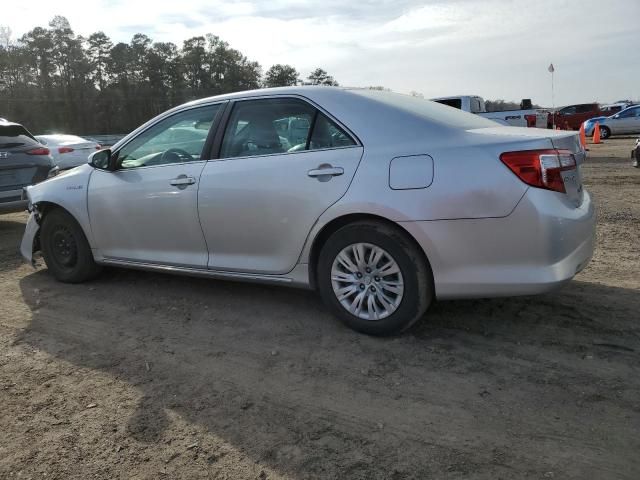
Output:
[[88, 148, 113, 170]]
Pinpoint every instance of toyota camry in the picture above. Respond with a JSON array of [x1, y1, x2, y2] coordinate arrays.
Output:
[[20, 87, 595, 335]]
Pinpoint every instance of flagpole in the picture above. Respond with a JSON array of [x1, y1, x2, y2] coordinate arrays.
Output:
[[549, 63, 555, 129], [552, 69, 555, 129]]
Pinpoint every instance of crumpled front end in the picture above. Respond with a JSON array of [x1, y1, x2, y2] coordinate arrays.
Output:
[[19, 188, 41, 267]]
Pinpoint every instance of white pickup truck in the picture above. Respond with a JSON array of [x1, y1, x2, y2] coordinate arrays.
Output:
[[431, 95, 548, 128]]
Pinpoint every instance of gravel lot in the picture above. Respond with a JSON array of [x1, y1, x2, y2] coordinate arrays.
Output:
[[1, 138, 638, 479]]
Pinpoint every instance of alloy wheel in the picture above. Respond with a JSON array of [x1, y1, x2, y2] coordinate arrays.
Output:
[[330, 242, 404, 321]]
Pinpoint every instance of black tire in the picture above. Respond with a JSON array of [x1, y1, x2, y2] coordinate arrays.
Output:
[[40, 208, 101, 283], [317, 221, 433, 336], [599, 126, 611, 139]]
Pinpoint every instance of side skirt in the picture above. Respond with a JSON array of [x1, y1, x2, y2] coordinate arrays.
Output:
[[98, 258, 312, 289]]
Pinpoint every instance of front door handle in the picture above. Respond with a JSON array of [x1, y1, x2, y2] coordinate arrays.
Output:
[[170, 175, 196, 189], [308, 164, 344, 181]]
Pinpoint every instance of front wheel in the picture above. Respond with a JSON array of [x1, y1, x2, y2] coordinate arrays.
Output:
[[41, 209, 101, 283], [317, 221, 433, 335], [599, 126, 611, 139]]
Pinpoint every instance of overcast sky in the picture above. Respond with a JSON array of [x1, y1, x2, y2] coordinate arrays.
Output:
[[5, 0, 639, 106]]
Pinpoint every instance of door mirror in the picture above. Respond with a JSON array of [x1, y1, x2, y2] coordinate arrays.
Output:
[[88, 148, 112, 170]]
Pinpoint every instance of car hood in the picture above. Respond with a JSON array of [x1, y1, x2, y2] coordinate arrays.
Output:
[[587, 116, 608, 124]]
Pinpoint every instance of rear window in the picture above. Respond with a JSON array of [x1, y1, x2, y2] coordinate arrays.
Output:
[[0, 125, 39, 149], [433, 98, 462, 109], [353, 90, 497, 129], [576, 104, 597, 113]]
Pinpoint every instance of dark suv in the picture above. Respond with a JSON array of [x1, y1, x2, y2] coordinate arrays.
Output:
[[550, 103, 601, 130], [0, 120, 54, 213]]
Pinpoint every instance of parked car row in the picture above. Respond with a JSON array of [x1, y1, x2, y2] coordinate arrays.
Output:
[[582, 105, 640, 138], [0, 120, 55, 212], [0, 120, 105, 212], [431, 95, 548, 128], [550, 102, 636, 132]]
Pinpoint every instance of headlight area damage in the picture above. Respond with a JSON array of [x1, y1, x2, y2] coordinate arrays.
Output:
[[20, 188, 42, 267]]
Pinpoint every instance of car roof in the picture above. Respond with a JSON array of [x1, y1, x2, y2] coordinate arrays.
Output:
[[0, 119, 25, 128], [112, 86, 501, 152]]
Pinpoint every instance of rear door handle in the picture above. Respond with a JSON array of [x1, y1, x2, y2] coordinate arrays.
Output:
[[307, 165, 344, 179], [170, 175, 196, 188]]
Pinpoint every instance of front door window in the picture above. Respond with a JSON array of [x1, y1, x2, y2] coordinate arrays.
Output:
[[117, 105, 222, 169]]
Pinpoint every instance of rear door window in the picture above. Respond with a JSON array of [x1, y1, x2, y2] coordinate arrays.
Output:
[[221, 98, 315, 158], [220, 98, 357, 159]]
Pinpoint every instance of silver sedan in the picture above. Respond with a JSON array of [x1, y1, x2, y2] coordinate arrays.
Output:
[[20, 87, 595, 335]]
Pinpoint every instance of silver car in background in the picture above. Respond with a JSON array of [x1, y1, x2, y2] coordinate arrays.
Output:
[[20, 87, 595, 335], [585, 105, 640, 139]]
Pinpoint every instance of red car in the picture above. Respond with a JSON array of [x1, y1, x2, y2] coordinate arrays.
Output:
[[550, 103, 601, 130]]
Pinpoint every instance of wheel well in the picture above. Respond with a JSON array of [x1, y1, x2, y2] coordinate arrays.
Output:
[[34, 201, 70, 222], [307, 213, 433, 290]]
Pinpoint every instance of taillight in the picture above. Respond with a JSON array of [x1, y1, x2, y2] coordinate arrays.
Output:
[[524, 114, 536, 128], [500, 149, 577, 193], [26, 147, 50, 155], [95, 144, 102, 150], [58, 147, 74, 154]]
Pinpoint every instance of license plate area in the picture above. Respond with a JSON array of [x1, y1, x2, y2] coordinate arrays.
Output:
[[561, 167, 584, 206]]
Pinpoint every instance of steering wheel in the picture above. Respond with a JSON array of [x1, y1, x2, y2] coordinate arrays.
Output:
[[160, 148, 194, 164]]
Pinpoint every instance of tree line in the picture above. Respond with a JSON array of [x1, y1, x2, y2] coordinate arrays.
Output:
[[0, 17, 339, 135]]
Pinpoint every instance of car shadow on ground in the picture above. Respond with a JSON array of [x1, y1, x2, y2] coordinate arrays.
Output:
[[12, 266, 640, 478]]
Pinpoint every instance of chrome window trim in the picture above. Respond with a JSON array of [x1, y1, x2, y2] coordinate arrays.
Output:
[[208, 144, 362, 164], [109, 159, 208, 174]]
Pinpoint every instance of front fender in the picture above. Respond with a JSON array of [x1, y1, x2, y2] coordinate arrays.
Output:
[[24, 164, 95, 246]]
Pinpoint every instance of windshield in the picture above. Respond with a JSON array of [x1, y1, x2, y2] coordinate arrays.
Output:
[[351, 90, 498, 129]]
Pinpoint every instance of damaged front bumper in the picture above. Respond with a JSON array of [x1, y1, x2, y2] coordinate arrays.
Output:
[[20, 212, 40, 268]]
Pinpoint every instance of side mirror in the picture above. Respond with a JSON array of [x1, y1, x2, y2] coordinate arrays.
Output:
[[88, 148, 112, 170]]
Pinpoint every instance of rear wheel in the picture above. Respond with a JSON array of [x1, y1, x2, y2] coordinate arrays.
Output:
[[599, 126, 611, 139], [41, 209, 101, 283], [317, 221, 432, 335]]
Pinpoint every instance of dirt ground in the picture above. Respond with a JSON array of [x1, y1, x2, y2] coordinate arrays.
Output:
[[1, 138, 639, 480]]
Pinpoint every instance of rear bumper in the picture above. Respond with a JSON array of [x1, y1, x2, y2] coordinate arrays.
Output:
[[401, 188, 596, 299]]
